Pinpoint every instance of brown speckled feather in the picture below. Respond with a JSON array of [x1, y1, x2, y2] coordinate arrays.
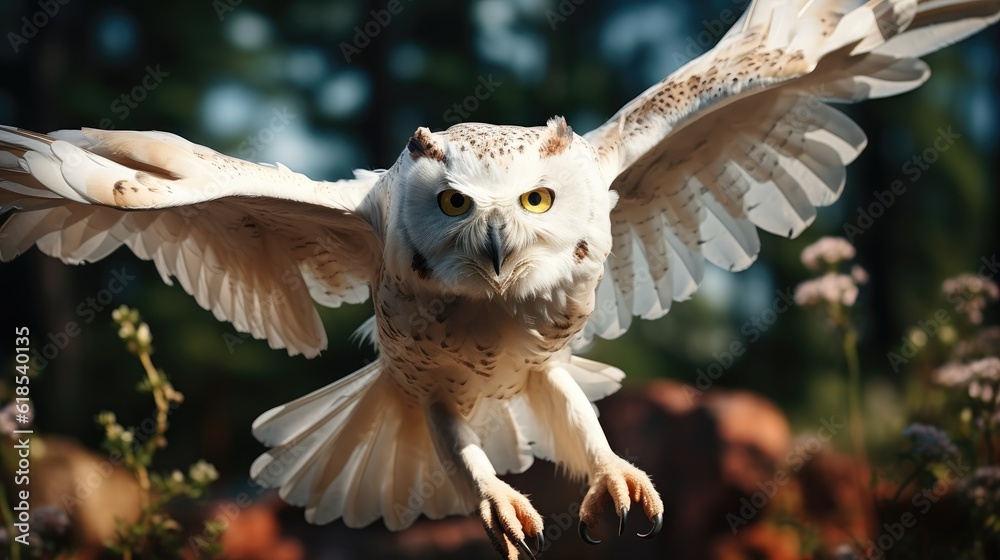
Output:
[[578, 0, 1000, 345]]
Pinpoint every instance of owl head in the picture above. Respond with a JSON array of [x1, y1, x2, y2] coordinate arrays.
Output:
[[386, 117, 615, 301]]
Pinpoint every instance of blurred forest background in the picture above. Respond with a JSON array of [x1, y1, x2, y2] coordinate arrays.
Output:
[[0, 0, 998, 559]]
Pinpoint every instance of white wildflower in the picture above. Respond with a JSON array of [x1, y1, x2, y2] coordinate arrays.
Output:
[[111, 305, 128, 323], [189, 460, 219, 485], [118, 322, 135, 340], [136, 323, 152, 347], [105, 423, 124, 440]]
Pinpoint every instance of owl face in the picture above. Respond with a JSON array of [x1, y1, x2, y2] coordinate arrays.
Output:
[[387, 118, 614, 301]]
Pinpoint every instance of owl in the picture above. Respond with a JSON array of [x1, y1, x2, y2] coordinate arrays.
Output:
[[1, 1, 998, 558]]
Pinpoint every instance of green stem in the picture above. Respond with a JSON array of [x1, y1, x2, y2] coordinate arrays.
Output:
[[138, 352, 170, 456], [841, 321, 874, 535], [130, 350, 168, 557], [983, 412, 995, 465], [844, 325, 866, 465], [888, 463, 923, 504]]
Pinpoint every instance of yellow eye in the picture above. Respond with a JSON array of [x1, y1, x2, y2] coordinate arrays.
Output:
[[520, 188, 554, 213], [438, 189, 472, 216]]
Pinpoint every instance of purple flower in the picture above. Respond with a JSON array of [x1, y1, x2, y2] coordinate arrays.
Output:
[[33, 505, 71, 537], [902, 423, 958, 463]]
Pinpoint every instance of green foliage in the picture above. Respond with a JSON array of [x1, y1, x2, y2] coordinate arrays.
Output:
[[759, 246, 1000, 558], [97, 306, 222, 559]]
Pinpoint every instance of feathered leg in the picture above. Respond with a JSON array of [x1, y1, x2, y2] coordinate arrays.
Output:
[[426, 403, 544, 559], [525, 364, 663, 544]]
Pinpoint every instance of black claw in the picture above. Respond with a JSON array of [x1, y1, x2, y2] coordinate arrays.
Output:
[[618, 507, 628, 536], [517, 537, 535, 559], [579, 521, 601, 545], [535, 531, 546, 554], [637, 512, 663, 539]]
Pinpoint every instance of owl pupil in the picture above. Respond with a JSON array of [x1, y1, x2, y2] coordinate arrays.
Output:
[[450, 193, 465, 207], [528, 192, 542, 206]]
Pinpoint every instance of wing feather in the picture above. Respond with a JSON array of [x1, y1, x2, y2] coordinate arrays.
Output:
[[0, 126, 386, 357], [577, 0, 999, 347]]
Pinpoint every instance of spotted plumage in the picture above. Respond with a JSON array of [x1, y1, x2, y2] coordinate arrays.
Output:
[[0, 1, 997, 558]]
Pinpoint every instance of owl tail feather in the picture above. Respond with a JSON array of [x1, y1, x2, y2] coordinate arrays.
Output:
[[250, 360, 471, 530], [250, 354, 626, 530]]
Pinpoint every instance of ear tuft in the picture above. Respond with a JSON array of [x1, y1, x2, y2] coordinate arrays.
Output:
[[406, 127, 446, 162], [540, 116, 574, 157]]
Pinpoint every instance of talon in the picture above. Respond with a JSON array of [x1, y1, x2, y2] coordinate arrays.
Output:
[[579, 520, 601, 545], [517, 537, 535, 559], [535, 531, 546, 554], [618, 507, 628, 536], [637, 512, 663, 539]]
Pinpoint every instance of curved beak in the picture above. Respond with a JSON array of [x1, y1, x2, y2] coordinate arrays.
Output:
[[487, 224, 504, 277]]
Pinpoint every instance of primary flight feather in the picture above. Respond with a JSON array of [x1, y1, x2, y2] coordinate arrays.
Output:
[[1, 0, 997, 558]]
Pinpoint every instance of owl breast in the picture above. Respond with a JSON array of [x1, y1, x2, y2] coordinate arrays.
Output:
[[373, 269, 600, 414]]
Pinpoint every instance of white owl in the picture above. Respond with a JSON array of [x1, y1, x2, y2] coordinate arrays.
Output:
[[1, 0, 997, 558]]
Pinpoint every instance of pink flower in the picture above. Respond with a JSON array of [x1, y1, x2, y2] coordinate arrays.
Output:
[[933, 358, 1000, 405], [934, 362, 976, 387], [851, 265, 869, 285], [794, 273, 859, 307], [961, 466, 1000, 508], [942, 274, 999, 325], [800, 237, 856, 271]]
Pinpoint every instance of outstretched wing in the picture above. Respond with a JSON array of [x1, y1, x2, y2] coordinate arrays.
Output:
[[0, 127, 388, 357], [579, 0, 1000, 344]]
